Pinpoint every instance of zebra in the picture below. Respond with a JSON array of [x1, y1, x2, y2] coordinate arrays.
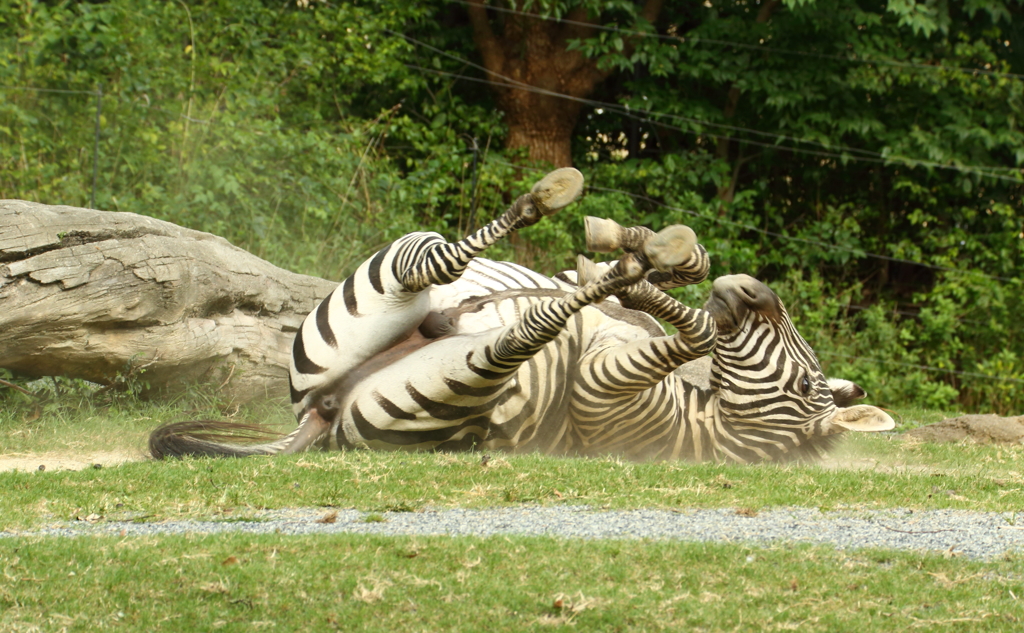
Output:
[[149, 168, 893, 463]]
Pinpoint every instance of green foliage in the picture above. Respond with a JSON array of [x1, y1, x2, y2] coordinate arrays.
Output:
[[1, 0, 1022, 413], [0, 0, 434, 278]]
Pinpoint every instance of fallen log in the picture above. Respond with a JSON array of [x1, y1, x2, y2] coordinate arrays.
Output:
[[0, 200, 336, 403]]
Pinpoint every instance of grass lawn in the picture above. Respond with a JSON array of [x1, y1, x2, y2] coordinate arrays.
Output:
[[2, 392, 1023, 631], [1, 396, 1022, 528], [2, 534, 1023, 632], [2, 437, 1024, 531]]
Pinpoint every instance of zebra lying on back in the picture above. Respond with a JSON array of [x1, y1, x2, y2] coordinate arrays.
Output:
[[150, 168, 893, 463]]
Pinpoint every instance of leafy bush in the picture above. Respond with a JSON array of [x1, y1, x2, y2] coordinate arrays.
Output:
[[2, 0, 1021, 414]]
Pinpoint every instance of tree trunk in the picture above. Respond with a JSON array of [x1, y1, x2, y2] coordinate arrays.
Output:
[[0, 200, 336, 403], [466, 0, 664, 168], [715, 0, 781, 204], [503, 93, 581, 169]]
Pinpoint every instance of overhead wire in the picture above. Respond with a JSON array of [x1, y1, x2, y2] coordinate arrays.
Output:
[[446, 0, 1024, 81], [405, 62, 1024, 185], [0, 85, 100, 95], [5, 80, 1020, 282], [485, 158, 1019, 283], [4, 91, 1020, 386], [0, 84, 213, 123], [9, 84, 1012, 285], [391, 32, 1024, 184]]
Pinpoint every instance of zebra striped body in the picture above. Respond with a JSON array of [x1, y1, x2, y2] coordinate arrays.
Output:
[[287, 254, 888, 462], [149, 169, 892, 463], [303, 255, 695, 457]]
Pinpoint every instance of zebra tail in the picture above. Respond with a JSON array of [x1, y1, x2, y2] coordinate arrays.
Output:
[[150, 408, 332, 459], [149, 420, 289, 459]]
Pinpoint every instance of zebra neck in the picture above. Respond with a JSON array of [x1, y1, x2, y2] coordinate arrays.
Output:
[[703, 397, 833, 464]]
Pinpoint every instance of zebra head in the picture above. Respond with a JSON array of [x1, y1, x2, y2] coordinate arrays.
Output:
[[703, 274, 893, 460]]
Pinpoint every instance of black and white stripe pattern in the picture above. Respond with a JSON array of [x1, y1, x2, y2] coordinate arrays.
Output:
[[695, 275, 893, 461], [288, 189, 541, 418], [150, 171, 893, 463], [303, 244, 712, 456]]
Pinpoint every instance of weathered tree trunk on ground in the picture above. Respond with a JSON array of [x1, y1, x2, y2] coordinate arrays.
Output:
[[0, 200, 336, 403]]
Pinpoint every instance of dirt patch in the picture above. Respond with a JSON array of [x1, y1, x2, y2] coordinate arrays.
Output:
[[0, 450, 146, 473], [815, 455, 929, 473], [901, 414, 1024, 445]]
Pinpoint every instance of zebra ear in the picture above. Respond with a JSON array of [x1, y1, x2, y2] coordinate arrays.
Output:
[[827, 405, 895, 433], [827, 378, 867, 408]]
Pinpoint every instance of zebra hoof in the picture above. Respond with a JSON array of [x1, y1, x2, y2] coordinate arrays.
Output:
[[616, 254, 647, 282], [584, 216, 625, 253], [575, 255, 611, 287], [644, 225, 697, 272], [531, 168, 584, 215]]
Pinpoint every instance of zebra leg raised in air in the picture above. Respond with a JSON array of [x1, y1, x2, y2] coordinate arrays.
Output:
[[584, 216, 710, 288], [564, 254, 718, 457], [573, 216, 717, 395], [485, 219, 713, 369], [151, 168, 585, 459], [288, 168, 584, 417], [396, 168, 585, 293]]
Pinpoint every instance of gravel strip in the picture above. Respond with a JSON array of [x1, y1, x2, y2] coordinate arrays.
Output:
[[5, 506, 1024, 560]]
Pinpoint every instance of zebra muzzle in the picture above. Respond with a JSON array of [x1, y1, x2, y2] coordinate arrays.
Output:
[[705, 275, 783, 332]]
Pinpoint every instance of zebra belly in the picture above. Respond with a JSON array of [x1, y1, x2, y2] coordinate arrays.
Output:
[[290, 289, 431, 413], [289, 237, 439, 414], [330, 327, 580, 453]]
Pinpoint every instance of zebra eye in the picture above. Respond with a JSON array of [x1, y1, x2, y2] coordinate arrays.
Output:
[[799, 376, 811, 396]]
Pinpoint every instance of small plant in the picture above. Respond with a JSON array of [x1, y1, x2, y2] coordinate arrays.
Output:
[[105, 354, 153, 401], [375, 502, 417, 513]]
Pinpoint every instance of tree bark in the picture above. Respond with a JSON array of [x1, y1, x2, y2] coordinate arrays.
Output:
[[0, 200, 336, 403], [715, 0, 781, 203], [466, 0, 664, 167]]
